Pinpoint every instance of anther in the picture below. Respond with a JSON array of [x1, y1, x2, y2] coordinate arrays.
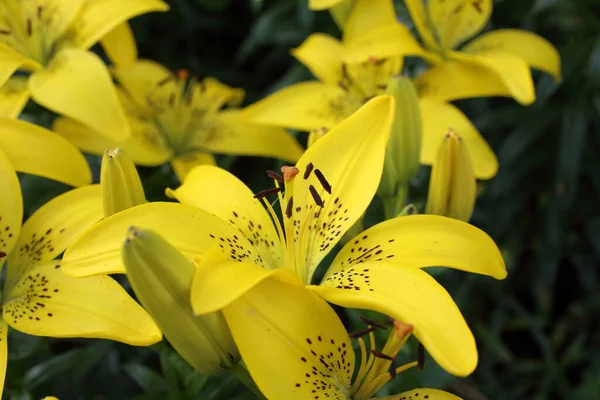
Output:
[[286, 197, 294, 218], [281, 166, 299, 182], [0, 251, 5, 258], [309, 185, 324, 207], [0, 29, 10, 35], [157, 74, 175, 87], [349, 326, 375, 338], [37, 6, 43, 19], [389, 359, 398, 378], [26, 19, 32, 36], [267, 170, 284, 183], [418, 343, 425, 371], [253, 187, 281, 199], [359, 316, 388, 330], [370, 349, 394, 361], [314, 169, 331, 194], [176, 68, 189, 80], [303, 163, 314, 180]]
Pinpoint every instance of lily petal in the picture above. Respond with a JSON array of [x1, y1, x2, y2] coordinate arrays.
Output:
[[0, 118, 91, 186], [326, 214, 506, 280], [291, 33, 344, 85], [223, 277, 354, 400], [0, 148, 23, 258], [100, 22, 138, 68], [427, 0, 492, 50], [419, 99, 498, 179], [65, 0, 169, 50], [201, 110, 304, 162], [2, 261, 161, 346], [463, 28, 561, 82], [343, 0, 397, 45], [29, 48, 130, 141], [308, 0, 343, 10], [192, 77, 245, 113], [416, 51, 535, 105], [0, 76, 30, 118], [52, 116, 172, 166], [171, 152, 215, 182], [405, 0, 439, 51], [61, 202, 261, 277], [375, 388, 462, 399], [312, 262, 478, 377], [0, 45, 41, 87], [111, 59, 172, 107], [4, 185, 103, 291], [291, 96, 395, 282], [0, 320, 7, 399], [167, 165, 283, 269], [241, 82, 353, 131]]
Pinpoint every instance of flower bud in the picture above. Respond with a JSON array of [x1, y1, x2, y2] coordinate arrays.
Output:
[[425, 129, 476, 222], [378, 75, 422, 198], [100, 148, 146, 217], [122, 228, 240, 375]]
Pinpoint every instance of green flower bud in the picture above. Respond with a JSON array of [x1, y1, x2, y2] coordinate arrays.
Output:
[[425, 129, 476, 222], [100, 148, 146, 217], [122, 228, 240, 375]]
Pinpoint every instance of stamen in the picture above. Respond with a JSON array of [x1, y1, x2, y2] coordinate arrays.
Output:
[[285, 197, 294, 218], [176, 68, 189, 80], [267, 170, 284, 183], [37, 6, 43, 19], [370, 349, 394, 361], [281, 166, 299, 182], [303, 163, 314, 180], [0, 29, 10, 35], [360, 316, 388, 330], [349, 326, 375, 338], [253, 187, 281, 199], [314, 169, 332, 194], [309, 185, 324, 207], [0, 251, 6, 258], [26, 19, 32, 36], [418, 343, 425, 371]]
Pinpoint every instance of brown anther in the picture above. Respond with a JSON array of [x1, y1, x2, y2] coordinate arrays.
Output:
[[360, 316, 388, 330], [176, 68, 189, 80], [309, 185, 324, 207], [303, 163, 314, 180], [314, 169, 331, 194], [37, 6, 43, 19], [285, 197, 294, 218], [0, 251, 6, 258], [389, 359, 398, 378], [370, 349, 394, 361], [393, 320, 414, 338], [267, 170, 284, 183], [253, 187, 281, 199], [281, 166, 299, 182], [26, 18, 32, 36], [418, 343, 425, 371], [368, 55, 378, 64], [349, 326, 375, 338], [157, 74, 175, 87]]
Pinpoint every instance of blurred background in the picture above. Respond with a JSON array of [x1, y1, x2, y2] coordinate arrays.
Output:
[[11, 0, 600, 399]]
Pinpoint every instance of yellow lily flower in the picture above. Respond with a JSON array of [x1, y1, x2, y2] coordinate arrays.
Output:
[[0, 117, 91, 186], [0, 0, 169, 140], [342, 0, 561, 106], [0, 148, 161, 398], [53, 60, 305, 182], [61, 97, 506, 378], [241, 5, 497, 179]]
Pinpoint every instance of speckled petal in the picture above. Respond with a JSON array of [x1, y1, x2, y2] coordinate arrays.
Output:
[[0, 147, 23, 259], [224, 278, 355, 400], [375, 388, 463, 399], [167, 165, 283, 269], [4, 185, 102, 292]]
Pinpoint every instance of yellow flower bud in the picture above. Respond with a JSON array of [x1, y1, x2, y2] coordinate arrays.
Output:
[[425, 129, 476, 222], [379, 75, 422, 198], [100, 148, 146, 217], [122, 228, 240, 375]]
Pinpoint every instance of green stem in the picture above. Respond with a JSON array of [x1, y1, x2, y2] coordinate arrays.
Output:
[[230, 362, 266, 399]]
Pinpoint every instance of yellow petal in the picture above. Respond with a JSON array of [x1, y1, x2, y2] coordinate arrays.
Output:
[[167, 165, 283, 269], [417, 51, 535, 105], [241, 82, 354, 131], [4, 185, 103, 291], [419, 99, 498, 179], [427, 0, 492, 50], [343, 23, 428, 65], [313, 262, 477, 377], [111, 59, 172, 107], [290, 96, 394, 282], [0, 45, 41, 87], [463, 28, 561, 82], [309, 0, 343, 10], [28, 48, 130, 141], [61, 202, 259, 277], [171, 152, 215, 182], [375, 388, 463, 400], [326, 214, 506, 280], [291, 33, 344, 85], [0, 320, 7, 400], [223, 278, 354, 400], [2, 261, 161, 346], [0, 118, 91, 186], [192, 77, 245, 113], [101, 148, 146, 217], [343, 0, 397, 45], [0, 76, 30, 118], [122, 228, 239, 374], [64, 0, 169, 50], [52, 115, 172, 166], [200, 110, 304, 162], [100, 22, 138, 68], [0, 148, 22, 260], [405, 0, 439, 51]]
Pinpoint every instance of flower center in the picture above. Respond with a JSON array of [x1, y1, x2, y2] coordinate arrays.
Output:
[[350, 317, 419, 400], [337, 58, 400, 104]]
